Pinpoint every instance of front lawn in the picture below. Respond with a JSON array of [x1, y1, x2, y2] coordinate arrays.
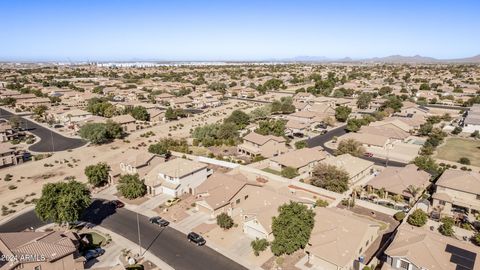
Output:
[[261, 168, 282, 176], [435, 138, 480, 166]]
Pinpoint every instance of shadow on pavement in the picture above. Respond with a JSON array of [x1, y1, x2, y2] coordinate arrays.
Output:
[[81, 199, 117, 225], [142, 227, 166, 256]]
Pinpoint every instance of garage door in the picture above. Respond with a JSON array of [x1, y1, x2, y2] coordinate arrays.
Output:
[[244, 224, 267, 239]]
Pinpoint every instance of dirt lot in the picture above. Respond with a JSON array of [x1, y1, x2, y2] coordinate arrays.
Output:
[[435, 138, 480, 166]]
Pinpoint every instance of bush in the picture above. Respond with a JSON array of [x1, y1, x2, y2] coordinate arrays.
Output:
[[251, 238, 269, 256], [281, 167, 299, 179], [315, 199, 329, 208], [473, 233, 480, 246], [294, 140, 307, 149], [458, 157, 471, 165], [438, 217, 455, 236], [407, 209, 428, 227], [394, 211, 406, 221], [216, 213, 234, 229]]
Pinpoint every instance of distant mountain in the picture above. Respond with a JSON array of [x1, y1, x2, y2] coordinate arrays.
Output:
[[273, 54, 480, 63], [362, 54, 438, 63]]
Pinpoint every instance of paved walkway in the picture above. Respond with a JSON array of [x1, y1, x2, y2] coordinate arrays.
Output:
[[176, 211, 211, 232]]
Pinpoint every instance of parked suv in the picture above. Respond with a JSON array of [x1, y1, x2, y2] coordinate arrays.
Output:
[[187, 232, 206, 246], [149, 216, 170, 227]]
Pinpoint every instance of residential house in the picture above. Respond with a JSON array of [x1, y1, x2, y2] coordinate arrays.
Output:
[[0, 231, 85, 270], [146, 108, 165, 123], [169, 96, 192, 108], [269, 146, 328, 175], [110, 114, 137, 132], [54, 109, 93, 127], [108, 149, 165, 184], [305, 207, 381, 270], [383, 223, 480, 270], [195, 172, 253, 218], [365, 164, 431, 203], [0, 142, 24, 168], [237, 132, 288, 158], [0, 123, 15, 142], [432, 169, 480, 219], [293, 92, 316, 103], [320, 154, 374, 185], [338, 132, 392, 151], [144, 158, 211, 197]]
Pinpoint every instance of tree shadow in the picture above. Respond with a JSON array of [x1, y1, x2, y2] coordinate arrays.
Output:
[[81, 199, 117, 225]]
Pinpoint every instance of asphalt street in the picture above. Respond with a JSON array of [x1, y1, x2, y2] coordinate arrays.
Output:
[[0, 200, 246, 270], [0, 108, 86, 152], [307, 125, 406, 167]]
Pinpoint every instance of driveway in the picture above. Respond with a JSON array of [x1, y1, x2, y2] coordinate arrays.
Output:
[[0, 108, 86, 152]]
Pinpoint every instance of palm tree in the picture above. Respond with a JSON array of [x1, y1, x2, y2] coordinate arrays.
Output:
[[406, 185, 421, 199]]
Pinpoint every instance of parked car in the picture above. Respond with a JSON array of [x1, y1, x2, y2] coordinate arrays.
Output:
[[187, 232, 206, 246], [319, 130, 328, 135], [363, 152, 373, 157], [111, 200, 125, 208], [149, 216, 170, 227], [84, 248, 105, 261]]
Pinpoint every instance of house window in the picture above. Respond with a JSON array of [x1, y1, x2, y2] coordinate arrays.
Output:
[[236, 199, 240, 204], [400, 260, 409, 270], [439, 200, 446, 206], [34, 266, 42, 270]]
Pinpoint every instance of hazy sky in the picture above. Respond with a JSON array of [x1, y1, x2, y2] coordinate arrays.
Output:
[[1, 0, 479, 61]]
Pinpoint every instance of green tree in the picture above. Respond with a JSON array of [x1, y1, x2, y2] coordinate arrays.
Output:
[[438, 217, 455, 236], [249, 106, 271, 120], [224, 110, 250, 129], [255, 119, 286, 137], [0, 97, 16, 106], [35, 181, 91, 224], [251, 238, 269, 256], [335, 139, 365, 157], [334, 106, 352, 122], [281, 167, 299, 179], [270, 202, 315, 256], [271, 97, 295, 114], [148, 138, 189, 155], [356, 93, 372, 109], [208, 82, 227, 93], [117, 174, 146, 199], [294, 140, 307, 149], [33, 105, 48, 119], [84, 162, 110, 187], [381, 96, 403, 112], [407, 209, 428, 227], [216, 213, 234, 229], [412, 155, 439, 174], [311, 163, 350, 193], [473, 233, 480, 246], [165, 107, 177, 120], [79, 120, 123, 144], [130, 106, 150, 121]]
